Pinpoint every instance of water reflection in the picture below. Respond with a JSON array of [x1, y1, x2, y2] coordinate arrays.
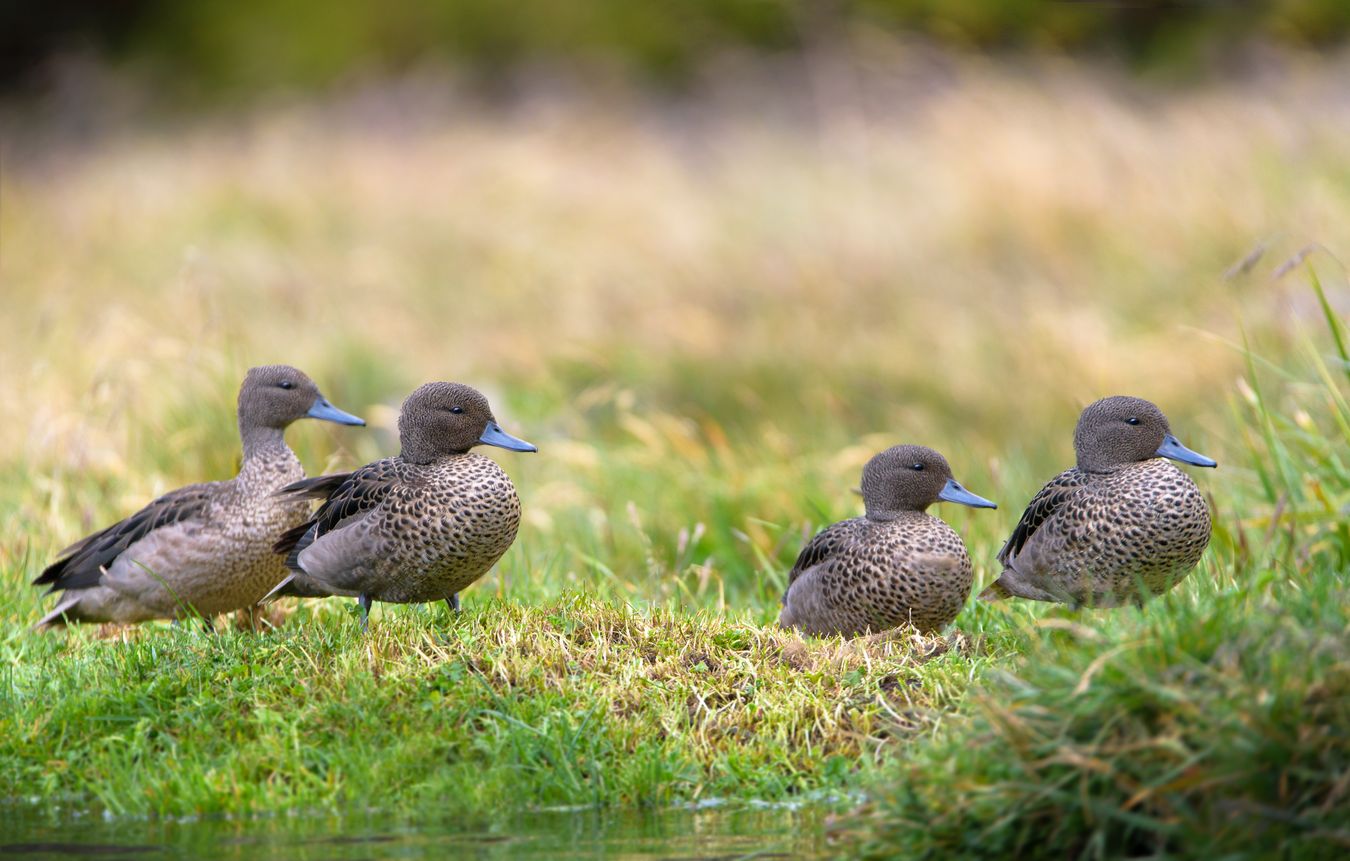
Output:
[[0, 804, 836, 860]]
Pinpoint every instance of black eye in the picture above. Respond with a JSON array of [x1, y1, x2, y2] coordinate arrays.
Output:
[[911, 463, 924, 471], [450, 406, 464, 414], [278, 381, 295, 390], [1125, 417, 1140, 426]]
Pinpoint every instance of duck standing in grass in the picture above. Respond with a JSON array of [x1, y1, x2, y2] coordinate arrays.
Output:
[[779, 445, 997, 638], [268, 382, 536, 629], [34, 365, 366, 628], [981, 395, 1216, 608]]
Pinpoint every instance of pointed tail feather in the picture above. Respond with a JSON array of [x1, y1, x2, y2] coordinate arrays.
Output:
[[33, 592, 86, 630], [260, 574, 298, 603], [978, 578, 1013, 601]]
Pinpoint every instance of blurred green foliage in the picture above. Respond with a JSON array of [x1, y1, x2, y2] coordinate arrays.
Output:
[[8, 0, 1350, 96]]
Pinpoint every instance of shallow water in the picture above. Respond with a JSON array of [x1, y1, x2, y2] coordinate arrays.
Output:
[[0, 804, 839, 860]]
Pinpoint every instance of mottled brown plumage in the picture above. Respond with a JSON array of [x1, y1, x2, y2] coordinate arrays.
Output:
[[982, 395, 1216, 607], [33, 365, 364, 628], [779, 445, 997, 638], [267, 382, 537, 627]]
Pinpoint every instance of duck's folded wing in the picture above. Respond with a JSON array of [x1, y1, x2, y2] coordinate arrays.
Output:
[[35, 482, 219, 593], [996, 468, 1088, 567], [272, 458, 402, 572], [785, 520, 852, 597]]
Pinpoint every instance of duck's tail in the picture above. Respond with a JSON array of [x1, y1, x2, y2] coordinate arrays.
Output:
[[978, 577, 1013, 601], [260, 575, 298, 603], [33, 591, 87, 630]]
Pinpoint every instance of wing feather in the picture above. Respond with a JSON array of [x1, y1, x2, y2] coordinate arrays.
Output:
[[785, 520, 854, 597], [997, 468, 1088, 566], [272, 458, 403, 572], [35, 483, 219, 592]]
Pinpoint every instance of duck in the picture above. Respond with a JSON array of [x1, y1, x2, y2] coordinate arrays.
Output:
[[779, 444, 997, 637], [34, 365, 365, 628], [981, 395, 1216, 608], [267, 381, 536, 629]]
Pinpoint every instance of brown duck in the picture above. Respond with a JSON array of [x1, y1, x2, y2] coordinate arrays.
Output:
[[34, 365, 365, 628], [267, 382, 536, 629], [981, 395, 1216, 608], [779, 444, 997, 638]]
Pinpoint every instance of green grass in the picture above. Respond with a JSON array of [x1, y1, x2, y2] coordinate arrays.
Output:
[[2, 62, 1349, 857], [1, 596, 1011, 817]]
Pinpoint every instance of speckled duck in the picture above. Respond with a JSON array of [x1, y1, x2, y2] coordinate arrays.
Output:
[[34, 365, 365, 628], [267, 382, 536, 628], [981, 395, 1216, 608], [779, 444, 997, 638]]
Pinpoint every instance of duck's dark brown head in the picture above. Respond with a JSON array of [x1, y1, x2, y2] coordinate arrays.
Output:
[[860, 444, 996, 519], [238, 364, 365, 432], [1074, 395, 1216, 473], [398, 381, 537, 464]]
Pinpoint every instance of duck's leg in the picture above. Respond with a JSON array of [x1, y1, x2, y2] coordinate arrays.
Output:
[[202, 617, 216, 634], [358, 593, 372, 632], [446, 593, 461, 614]]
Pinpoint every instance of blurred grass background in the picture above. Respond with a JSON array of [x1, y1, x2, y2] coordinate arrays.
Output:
[[2, 4, 1349, 855]]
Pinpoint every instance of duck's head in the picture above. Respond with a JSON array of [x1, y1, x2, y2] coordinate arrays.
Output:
[[860, 444, 997, 520], [398, 382, 537, 463], [1074, 395, 1216, 473], [238, 365, 365, 431]]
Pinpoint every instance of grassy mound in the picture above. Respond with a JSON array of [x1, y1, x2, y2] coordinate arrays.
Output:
[[0, 596, 1009, 817]]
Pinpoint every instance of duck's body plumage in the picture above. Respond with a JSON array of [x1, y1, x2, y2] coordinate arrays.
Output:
[[37, 444, 309, 625], [33, 365, 365, 628], [265, 380, 536, 624], [780, 511, 974, 637], [777, 444, 996, 639], [987, 459, 1211, 607], [272, 453, 522, 604], [982, 395, 1216, 608]]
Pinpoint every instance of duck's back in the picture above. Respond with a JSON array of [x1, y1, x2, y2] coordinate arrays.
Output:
[[781, 513, 974, 637], [1011, 459, 1210, 606]]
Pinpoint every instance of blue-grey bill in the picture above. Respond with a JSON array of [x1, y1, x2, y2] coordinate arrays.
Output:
[[938, 478, 998, 509], [1156, 433, 1217, 468], [307, 397, 366, 426], [479, 421, 538, 452]]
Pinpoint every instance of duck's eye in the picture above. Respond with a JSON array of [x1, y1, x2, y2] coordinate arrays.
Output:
[[1125, 417, 1140, 426], [278, 381, 295, 390], [911, 463, 924, 471], [450, 406, 464, 414]]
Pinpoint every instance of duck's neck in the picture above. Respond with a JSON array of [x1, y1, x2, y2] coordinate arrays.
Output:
[[399, 443, 467, 465], [240, 423, 290, 463], [1076, 455, 1125, 475], [864, 507, 923, 522]]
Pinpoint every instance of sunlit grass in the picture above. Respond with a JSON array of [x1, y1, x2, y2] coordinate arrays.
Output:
[[1, 59, 1348, 855]]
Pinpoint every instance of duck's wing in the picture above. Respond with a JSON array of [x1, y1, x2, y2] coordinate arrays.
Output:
[[35, 482, 221, 593], [996, 467, 1088, 567], [784, 520, 855, 597], [272, 458, 402, 573]]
